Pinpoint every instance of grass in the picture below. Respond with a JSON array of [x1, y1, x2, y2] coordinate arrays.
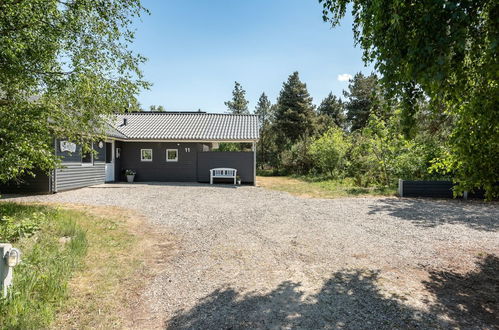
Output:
[[0, 203, 88, 329], [257, 176, 396, 199], [0, 202, 163, 329]]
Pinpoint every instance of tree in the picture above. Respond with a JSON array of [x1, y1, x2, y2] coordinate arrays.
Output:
[[225, 81, 249, 114], [0, 0, 148, 183], [317, 92, 346, 128], [343, 73, 382, 131], [320, 0, 499, 198], [149, 105, 166, 112], [254, 93, 273, 168], [309, 126, 350, 177], [274, 72, 317, 148]]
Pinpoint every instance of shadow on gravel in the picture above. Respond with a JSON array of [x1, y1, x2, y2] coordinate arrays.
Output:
[[165, 270, 438, 329], [166, 257, 499, 329], [423, 254, 499, 328], [368, 198, 499, 231]]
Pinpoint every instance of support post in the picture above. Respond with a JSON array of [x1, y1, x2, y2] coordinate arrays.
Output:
[[252, 141, 256, 186], [398, 179, 404, 197], [0, 244, 13, 298]]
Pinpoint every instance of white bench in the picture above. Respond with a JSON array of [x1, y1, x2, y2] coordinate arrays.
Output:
[[210, 168, 237, 185]]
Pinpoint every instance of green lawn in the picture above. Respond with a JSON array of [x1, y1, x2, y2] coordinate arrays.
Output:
[[0, 202, 152, 329], [257, 176, 396, 198]]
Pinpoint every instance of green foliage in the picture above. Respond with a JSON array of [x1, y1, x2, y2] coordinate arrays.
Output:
[[317, 92, 346, 128], [225, 81, 249, 114], [0, 203, 88, 329], [343, 72, 384, 131], [309, 126, 350, 177], [320, 0, 499, 198], [280, 135, 314, 175], [255, 93, 275, 168], [0, 0, 148, 183], [0, 211, 46, 242], [149, 105, 166, 112], [274, 72, 317, 148], [216, 143, 242, 152]]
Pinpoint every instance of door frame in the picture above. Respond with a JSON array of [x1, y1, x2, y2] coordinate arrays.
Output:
[[105, 140, 115, 182]]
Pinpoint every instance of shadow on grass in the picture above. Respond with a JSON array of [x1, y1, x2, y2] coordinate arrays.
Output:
[[166, 270, 437, 329], [368, 198, 499, 231]]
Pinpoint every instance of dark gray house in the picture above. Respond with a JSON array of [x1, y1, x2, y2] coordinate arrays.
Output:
[[2, 112, 259, 193]]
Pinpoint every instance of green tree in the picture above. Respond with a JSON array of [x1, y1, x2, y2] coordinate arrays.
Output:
[[225, 81, 249, 114], [320, 0, 499, 198], [0, 0, 148, 183], [309, 126, 350, 177], [274, 72, 317, 148], [343, 73, 382, 131], [254, 93, 273, 168], [317, 92, 346, 128], [149, 105, 166, 112]]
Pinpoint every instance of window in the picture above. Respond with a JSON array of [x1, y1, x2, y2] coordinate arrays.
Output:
[[166, 149, 178, 162], [81, 143, 93, 166], [141, 149, 153, 162]]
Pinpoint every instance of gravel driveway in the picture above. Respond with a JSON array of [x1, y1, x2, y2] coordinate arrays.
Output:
[[4, 183, 498, 329]]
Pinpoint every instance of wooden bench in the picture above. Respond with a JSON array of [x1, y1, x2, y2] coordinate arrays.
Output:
[[210, 168, 237, 185]]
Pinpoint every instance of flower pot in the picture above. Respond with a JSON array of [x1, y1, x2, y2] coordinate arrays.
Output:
[[127, 174, 135, 183], [237, 179, 241, 185]]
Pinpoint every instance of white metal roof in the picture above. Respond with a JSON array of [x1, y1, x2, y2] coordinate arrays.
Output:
[[110, 112, 260, 141]]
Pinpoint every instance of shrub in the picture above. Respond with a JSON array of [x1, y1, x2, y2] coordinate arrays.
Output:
[[309, 126, 350, 177]]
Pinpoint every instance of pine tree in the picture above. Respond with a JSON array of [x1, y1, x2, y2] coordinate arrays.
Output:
[[225, 81, 249, 114], [274, 72, 316, 146], [343, 73, 382, 131], [317, 92, 346, 128], [254, 93, 273, 168]]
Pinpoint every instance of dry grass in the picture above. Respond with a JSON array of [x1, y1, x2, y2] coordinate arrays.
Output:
[[49, 204, 177, 329], [257, 176, 396, 199]]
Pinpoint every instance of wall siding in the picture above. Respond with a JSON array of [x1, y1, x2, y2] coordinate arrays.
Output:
[[402, 181, 454, 198], [197, 152, 254, 183], [54, 139, 106, 191], [119, 142, 201, 182], [55, 163, 105, 191]]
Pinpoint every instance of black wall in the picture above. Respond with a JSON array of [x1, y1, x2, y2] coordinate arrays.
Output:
[[119, 142, 201, 182], [401, 180, 487, 199], [0, 170, 51, 194], [118, 142, 255, 183], [197, 152, 254, 183]]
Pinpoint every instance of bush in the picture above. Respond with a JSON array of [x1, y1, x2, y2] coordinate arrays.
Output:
[[309, 126, 350, 177]]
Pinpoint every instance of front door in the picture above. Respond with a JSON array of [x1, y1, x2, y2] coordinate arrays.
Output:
[[105, 141, 115, 182]]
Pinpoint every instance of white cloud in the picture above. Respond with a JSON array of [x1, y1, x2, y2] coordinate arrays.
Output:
[[337, 73, 353, 82]]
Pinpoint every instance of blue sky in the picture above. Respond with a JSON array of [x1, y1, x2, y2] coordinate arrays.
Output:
[[132, 0, 373, 113]]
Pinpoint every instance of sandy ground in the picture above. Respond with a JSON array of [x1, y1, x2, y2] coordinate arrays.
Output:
[[3, 183, 498, 329]]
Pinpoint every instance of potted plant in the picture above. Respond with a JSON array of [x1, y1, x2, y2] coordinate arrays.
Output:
[[125, 169, 136, 183], [236, 175, 241, 185]]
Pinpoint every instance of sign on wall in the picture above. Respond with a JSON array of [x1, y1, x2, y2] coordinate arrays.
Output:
[[60, 141, 77, 153]]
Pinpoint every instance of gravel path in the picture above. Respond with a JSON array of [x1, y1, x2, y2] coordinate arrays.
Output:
[[3, 183, 498, 329]]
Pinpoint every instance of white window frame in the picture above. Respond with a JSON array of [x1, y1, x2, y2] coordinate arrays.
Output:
[[166, 149, 178, 162], [140, 149, 153, 162], [81, 142, 94, 167]]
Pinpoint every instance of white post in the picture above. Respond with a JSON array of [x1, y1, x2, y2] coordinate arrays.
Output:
[[398, 179, 404, 197], [0, 244, 13, 298]]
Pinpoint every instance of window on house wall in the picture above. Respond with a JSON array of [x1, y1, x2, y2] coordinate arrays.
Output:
[[81, 143, 93, 166], [141, 149, 153, 162], [166, 149, 178, 162]]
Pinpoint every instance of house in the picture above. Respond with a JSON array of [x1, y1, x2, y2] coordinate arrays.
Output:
[[2, 112, 260, 193]]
